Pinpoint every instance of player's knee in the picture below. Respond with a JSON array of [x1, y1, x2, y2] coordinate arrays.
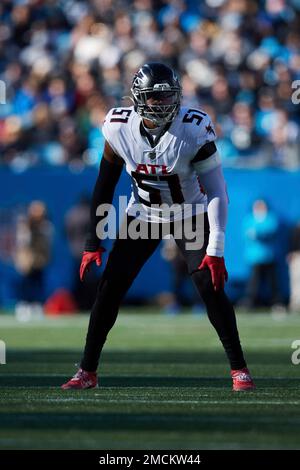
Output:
[[97, 270, 131, 301], [191, 269, 213, 297]]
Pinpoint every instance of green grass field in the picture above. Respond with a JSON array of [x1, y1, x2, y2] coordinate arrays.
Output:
[[0, 309, 300, 450]]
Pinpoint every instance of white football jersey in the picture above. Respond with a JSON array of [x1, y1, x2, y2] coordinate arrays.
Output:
[[102, 106, 218, 222]]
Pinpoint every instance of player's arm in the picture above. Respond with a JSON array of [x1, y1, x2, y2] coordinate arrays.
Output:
[[191, 141, 229, 290], [80, 141, 124, 280]]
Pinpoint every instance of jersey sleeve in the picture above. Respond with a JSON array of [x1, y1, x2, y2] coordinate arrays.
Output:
[[101, 107, 134, 158], [101, 109, 120, 156], [190, 113, 221, 174]]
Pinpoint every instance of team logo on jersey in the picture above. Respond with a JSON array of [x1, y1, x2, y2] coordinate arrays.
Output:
[[135, 163, 168, 174]]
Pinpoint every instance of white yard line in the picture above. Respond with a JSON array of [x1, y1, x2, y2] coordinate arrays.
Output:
[[3, 397, 300, 405], [1, 374, 300, 380]]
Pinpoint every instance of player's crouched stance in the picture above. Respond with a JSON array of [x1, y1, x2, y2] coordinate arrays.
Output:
[[62, 63, 255, 392]]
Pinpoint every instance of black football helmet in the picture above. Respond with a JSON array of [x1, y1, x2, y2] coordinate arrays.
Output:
[[131, 62, 182, 126]]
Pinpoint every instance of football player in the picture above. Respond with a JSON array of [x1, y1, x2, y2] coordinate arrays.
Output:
[[62, 63, 255, 391]]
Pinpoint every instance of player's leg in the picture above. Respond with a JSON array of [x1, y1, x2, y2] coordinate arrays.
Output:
[[190, 270, 247, 367], [81, 222, 160, 372], [174, 213, 255, 390], [62, 216, 160, 389]]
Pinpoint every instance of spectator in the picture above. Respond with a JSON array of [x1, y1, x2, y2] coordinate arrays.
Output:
[[161, 238, 204, 315], [14, 200, 53, 318], [287, 221, 300, 312], [64, 195, 100, 310], [0, 0, 299, 169], [243, 199, 283, 309]]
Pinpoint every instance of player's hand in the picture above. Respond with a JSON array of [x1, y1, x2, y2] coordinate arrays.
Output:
[[198, 254, 228, 291], [80, 247, 106, 281]]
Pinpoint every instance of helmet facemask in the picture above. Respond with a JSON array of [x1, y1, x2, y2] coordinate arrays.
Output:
[[131, 83, 181, 126]]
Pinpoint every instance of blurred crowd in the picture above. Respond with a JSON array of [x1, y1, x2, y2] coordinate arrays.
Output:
[[5, 195, 300, 315], [0, 0, 300, 169]]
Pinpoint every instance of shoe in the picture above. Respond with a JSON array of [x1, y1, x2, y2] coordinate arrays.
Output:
[[231, 367, 255, 391], [61, 368, 98, 390]]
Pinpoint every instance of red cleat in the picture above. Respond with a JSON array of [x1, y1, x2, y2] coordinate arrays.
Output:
[[231, 367, 255, 391], [61, 368, 98, 390]]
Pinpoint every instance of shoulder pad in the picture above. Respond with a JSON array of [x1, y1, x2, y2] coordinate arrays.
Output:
[[102, 107, 134, 143], [180, 108, 216, 146]]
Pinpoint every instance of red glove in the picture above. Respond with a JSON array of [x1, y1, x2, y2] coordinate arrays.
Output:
[[80, 247, 106, 281], [198, 254, 228, 291]]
